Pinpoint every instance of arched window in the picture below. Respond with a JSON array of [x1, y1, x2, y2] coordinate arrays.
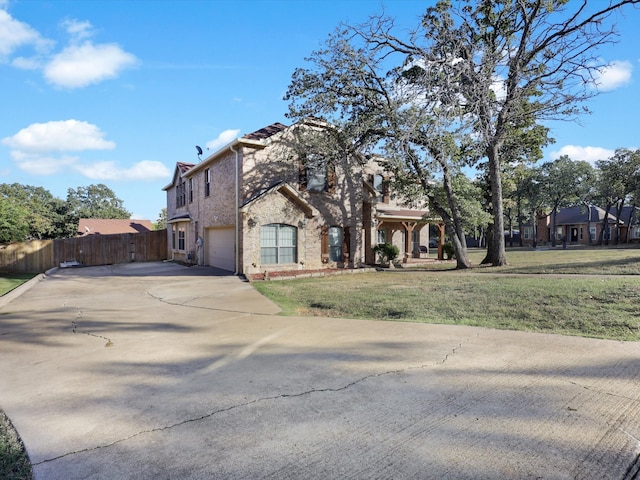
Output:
[[261, 224, 297, 264]]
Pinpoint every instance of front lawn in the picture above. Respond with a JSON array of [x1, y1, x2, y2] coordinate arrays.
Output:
[[254, 248, 640, 341]]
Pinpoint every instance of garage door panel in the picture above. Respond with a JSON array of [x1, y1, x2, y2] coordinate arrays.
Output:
[[207, 228, 235, 272]]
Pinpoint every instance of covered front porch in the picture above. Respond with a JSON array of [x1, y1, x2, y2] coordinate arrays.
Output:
[[375, 208, 444, 263]]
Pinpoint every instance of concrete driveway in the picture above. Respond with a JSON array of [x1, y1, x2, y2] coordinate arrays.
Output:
[[1, 262, 639, 479]]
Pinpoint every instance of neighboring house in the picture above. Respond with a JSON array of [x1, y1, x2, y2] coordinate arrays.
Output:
[[521, 205, 640, 245], [163, 119, 439, 275], [78, 218, 153, 236]]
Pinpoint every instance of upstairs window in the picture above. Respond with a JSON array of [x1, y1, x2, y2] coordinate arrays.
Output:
[[204, 169, 211, 197], [299, 153, 336, 193], [176, 181, 186, 208], [188, 178, 193, 203], [261, 224, 297, 264], [372, 174, 390, 203]]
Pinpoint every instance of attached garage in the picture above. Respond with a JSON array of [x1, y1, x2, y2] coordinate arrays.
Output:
[[207, 227, 235, 272]]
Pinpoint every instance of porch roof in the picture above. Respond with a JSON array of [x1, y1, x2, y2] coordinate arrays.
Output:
[[167, 213, 192, 224], [375, 208, 435, 223]]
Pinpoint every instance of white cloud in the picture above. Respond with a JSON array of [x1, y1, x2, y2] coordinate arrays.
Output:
[[0, 9, 52, 58], [593, 60, 632, 91], [44, 42, 137, 88], [206, 129, 241, 151], [61, 18, 93, 41], [9, 150, 78, 175], [549, 145, 614, 165], [0, 9, 136, 88], [73, 160, 170, 181], [11, 56, 41, 69], [2, 119, 115, 152], [2, 120, 169, 180]]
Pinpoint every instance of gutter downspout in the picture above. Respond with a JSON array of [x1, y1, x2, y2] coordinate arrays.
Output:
[[230, 144, 239, 275]]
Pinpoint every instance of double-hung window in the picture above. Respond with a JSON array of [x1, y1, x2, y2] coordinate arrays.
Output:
[[204, 169, 211, 197], [172, 225, 186, 251], [178, 227, 185, 251], [176, 181, 186, 208], [261, 224, 297, 264], [328, 226, 342, 262], [306, 153, 327, 192]]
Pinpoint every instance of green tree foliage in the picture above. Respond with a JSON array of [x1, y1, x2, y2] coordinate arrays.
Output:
[[66, 184, 131, 220], [0, 197, 30, 244], [0, 183, 71, 240], [0, 183, 131, 243]]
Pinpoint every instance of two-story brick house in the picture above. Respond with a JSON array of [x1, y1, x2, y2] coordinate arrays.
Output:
[[163, 119, 437, 276]]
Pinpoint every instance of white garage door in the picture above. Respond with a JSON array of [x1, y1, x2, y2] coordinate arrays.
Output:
[[207, 227, 235, 272]]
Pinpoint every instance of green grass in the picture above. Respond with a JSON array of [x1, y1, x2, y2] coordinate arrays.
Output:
[[254, 248, 640, 341], [0, 411, 32, 480], [0, 274, 36, 297]]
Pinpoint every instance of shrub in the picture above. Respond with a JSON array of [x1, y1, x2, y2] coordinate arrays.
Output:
[[373, 243, 400, 264], [443, 242, 455, 259]]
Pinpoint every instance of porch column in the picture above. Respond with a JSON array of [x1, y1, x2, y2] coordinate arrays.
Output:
[[402, 221, 415, 263]]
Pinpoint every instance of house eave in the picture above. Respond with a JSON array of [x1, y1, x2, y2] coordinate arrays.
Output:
[[184, 137, 266, 177]]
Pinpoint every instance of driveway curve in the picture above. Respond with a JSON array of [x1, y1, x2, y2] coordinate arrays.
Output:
[[0, 262, 639, 479]]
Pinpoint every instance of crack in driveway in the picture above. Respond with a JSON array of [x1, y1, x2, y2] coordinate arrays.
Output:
[[33, 334, 476, 466]]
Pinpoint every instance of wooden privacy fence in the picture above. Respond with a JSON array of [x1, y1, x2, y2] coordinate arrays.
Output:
[[0, 230, 167, 273]]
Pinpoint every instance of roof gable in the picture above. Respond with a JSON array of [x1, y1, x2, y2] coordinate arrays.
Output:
[[163, 162, 195, 191], [240, 181, 318, 218]]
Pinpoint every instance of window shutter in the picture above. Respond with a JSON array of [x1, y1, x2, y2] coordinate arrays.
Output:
[[327, 163, 337, 194], [383, 177, 390, 204], [343, 226, 351, 263]]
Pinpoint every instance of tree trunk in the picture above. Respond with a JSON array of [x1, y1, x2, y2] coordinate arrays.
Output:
[[586, 204, 592, 246], [486, 144, 507, 265], [615, 200, 624, 245], [598, 207, 612, 246], [626, 202, 637, 243], [441, 163, 471, 269]]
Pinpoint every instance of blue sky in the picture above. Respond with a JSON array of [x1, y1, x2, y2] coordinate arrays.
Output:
[[1, 0, 639, 221]]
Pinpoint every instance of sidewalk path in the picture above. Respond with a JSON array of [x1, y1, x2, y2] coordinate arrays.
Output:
[[1, 262, 639, 479]]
